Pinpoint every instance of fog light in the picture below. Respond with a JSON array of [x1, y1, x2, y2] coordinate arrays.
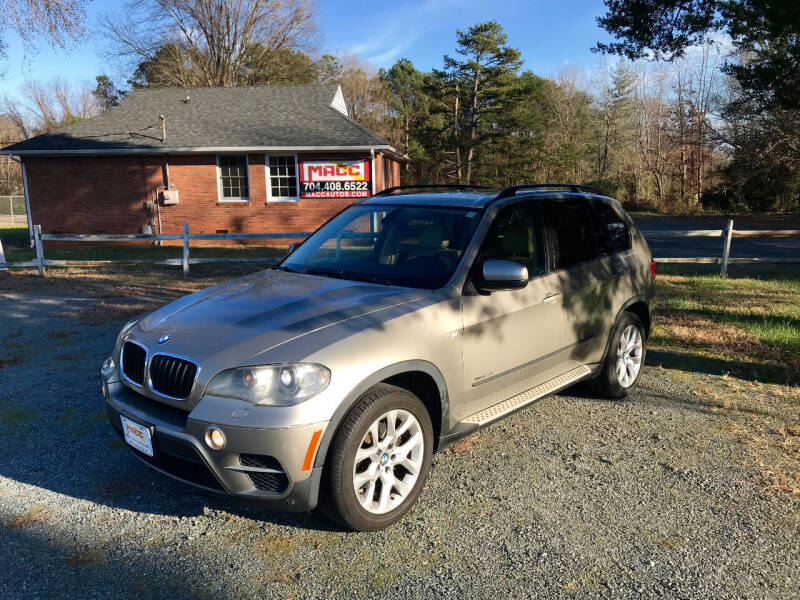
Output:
[[204, 427, 226, 451]]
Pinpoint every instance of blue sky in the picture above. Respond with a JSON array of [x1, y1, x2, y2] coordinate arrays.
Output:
[[0, 0, 614, 99]]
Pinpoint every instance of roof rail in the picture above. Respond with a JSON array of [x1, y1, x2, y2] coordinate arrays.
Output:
[[372, 184, 489, 197], [493, 183, 602, 201]]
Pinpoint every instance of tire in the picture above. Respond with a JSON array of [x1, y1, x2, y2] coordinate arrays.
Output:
[[588, 312, 646, 399], [319, 383, 433, 531]]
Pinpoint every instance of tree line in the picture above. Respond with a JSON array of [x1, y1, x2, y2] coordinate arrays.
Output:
[[1, 0, 798, 213]]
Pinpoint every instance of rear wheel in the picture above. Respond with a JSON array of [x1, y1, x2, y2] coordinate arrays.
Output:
[[319, 384, 433, 531], [588, 312, 646, 398]]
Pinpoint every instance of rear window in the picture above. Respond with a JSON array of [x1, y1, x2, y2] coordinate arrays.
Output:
[[542, 200, 600, 270], [592, 200, 631, 254]]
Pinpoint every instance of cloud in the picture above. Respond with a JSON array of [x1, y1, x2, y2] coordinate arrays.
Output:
[[368, 42, 414, 65], [342, 0, 465, 66]]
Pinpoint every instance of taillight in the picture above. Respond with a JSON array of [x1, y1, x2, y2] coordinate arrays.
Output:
[[650, 258, 657, 279]]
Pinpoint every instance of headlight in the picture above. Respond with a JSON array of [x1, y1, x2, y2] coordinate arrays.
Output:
[[205, 363, 331, 406], [101, 356, 116, 379]]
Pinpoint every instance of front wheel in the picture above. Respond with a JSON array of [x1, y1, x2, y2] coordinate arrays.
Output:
[[588, 312, 646, 399], [319, 384, 433, 531]]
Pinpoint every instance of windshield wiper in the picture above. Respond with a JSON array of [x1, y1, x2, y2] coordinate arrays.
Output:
[[274, 265, 298, 273]]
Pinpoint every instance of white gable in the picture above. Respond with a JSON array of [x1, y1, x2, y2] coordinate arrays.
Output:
[[330, 85, 348, 117]]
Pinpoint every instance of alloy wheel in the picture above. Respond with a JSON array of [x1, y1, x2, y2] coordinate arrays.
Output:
[[352, 409, 425, 514], [615, 324, 643, 388]]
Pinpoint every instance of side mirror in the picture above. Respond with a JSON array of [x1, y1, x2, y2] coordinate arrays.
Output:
[[477, 259, 529, 292], [286, 241, 302, 256]]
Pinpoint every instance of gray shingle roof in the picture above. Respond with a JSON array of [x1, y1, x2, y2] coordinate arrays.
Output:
[[1, 84, 402, 156]]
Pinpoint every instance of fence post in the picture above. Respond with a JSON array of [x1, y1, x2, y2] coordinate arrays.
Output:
[[34, 224, 45, 276], [182, 222, 190, 276], [720, 218, 734, 277]]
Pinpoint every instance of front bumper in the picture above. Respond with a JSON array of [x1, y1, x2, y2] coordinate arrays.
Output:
[[104, 380, 327, 512]]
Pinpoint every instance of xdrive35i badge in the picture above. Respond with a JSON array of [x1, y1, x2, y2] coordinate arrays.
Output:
[[157, 334, 172, 344]]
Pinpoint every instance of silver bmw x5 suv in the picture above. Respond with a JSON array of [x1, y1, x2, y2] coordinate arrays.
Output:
[[103, 183, 655, 531]]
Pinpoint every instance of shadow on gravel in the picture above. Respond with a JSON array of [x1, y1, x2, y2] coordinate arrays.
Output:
[[1, 522, 221, 600], [0, 293, 347, 536], [565, 366, 780, 420], [648, 349, 797, 386], [2, 440, 345, 532]]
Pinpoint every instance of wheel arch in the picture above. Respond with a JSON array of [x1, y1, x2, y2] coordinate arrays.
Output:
[[313, 360, 448, 471], [622, 297, 651, 339], [597, 295, 652, 369]]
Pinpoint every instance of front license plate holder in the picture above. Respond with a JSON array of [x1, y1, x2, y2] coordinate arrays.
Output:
[[120, 415, 154, 457]]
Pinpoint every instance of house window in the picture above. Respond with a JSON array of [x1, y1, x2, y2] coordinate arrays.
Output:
[[218, 155, 249, 201], [267, 155, 298, 200]]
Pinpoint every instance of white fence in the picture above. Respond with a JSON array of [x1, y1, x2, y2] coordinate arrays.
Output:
[[3, 224, 309, 275], [0, 195, 26, 225], [1, 220, 799, 277], [640, 219, 800, 276]]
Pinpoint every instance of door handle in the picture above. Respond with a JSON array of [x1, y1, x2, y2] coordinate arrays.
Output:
[[542, 292, 561, 303]]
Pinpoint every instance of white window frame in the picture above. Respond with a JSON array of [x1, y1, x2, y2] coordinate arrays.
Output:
[[265, 153, 300, 202], [216, 154, 250, 202]]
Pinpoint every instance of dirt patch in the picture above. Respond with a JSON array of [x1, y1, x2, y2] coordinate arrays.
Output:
[[0, 402, 36, 430], [67, 548, 106, 567], [249, 531, 321, 560], [0, 356, 23, 369], [679, 370, 800, 502], [6, 504, 52, 529], [449, 434, 482, 454], [78, 300, 156, 326], [96, 476, 139, 501], [46, 329, 77, 339]]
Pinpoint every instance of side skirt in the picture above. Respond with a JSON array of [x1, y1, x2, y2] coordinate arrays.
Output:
[[437, 364, 594, 452]]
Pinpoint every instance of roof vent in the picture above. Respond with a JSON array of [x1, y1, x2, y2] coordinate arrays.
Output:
[[184, 95, 190, 104]]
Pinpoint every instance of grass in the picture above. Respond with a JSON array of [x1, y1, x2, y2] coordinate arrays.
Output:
[[651, 267, 800, 385], [651, 267, 800, 501]]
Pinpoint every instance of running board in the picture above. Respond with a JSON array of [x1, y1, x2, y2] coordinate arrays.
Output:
[[462, 365, 592, 427]]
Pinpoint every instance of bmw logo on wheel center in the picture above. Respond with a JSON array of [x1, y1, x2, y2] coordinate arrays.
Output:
[[158, 334, 172, 344]]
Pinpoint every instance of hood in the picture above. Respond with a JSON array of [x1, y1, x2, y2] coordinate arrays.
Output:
[[133, 270, 427, 366]]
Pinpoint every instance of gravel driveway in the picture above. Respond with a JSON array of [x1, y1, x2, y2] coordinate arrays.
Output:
[[1, 290, 798, 599]]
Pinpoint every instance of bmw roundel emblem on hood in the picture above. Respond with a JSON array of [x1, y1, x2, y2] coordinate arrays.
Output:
[[158, 334, 172, 344]]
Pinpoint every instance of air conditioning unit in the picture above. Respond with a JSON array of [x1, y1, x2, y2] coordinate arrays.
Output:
[[162, 189, 179, 205]]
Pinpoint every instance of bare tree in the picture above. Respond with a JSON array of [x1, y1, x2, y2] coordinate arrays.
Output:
[[1, 0, 87, 63], [0, 97, 29, 139], [102, 0, 318, 87], [338, 56, 392, 141], [634, 66, 671, 209], [0, 114, 23, 194], [4, 79, 99, 136]]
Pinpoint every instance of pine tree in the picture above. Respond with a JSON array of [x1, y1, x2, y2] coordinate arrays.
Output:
[[439, 21, 522, 183]]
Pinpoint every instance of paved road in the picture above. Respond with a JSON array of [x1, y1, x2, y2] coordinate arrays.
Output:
[[634, 215, 800, 260], [1, 290, 798, 599]]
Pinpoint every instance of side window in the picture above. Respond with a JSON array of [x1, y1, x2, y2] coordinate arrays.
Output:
[[479, 204, 545, 278], [592, 200, 631, 254], [542, 200, 600, 269]]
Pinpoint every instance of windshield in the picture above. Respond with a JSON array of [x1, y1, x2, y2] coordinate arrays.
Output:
[[279, 204, 483, 289]]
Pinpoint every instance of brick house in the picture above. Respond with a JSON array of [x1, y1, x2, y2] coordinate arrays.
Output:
[[0, 84, 406, 242]]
